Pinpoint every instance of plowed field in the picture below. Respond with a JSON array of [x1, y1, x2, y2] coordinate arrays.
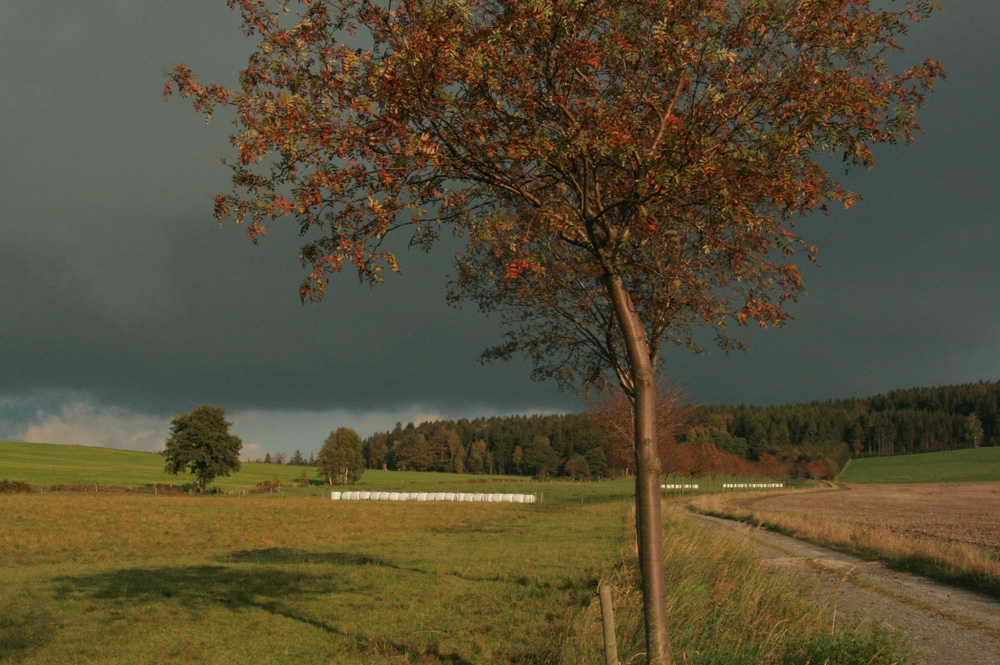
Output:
[[747, 482, 1000, 551]]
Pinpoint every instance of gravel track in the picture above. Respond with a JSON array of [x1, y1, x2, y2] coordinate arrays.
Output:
[[683, 508, 1000, 665]]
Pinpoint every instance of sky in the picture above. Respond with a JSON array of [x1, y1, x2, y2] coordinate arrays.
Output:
[[2, 2, 998, 461]]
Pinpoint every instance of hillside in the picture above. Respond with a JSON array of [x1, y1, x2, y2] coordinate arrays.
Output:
[[839, 446, 1000, 484], [0, 440, 311, 490]]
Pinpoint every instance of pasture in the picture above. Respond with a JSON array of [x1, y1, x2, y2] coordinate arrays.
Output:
[[1, 441, 911, 664], [839, 446, 1000, 484]]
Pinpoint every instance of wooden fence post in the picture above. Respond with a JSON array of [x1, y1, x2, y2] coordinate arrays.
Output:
[[598, 583, 620, 665]]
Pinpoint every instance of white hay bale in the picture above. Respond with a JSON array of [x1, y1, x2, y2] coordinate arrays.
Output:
[[398, 492, 410, 501], [525, 494, 536, 504], [474, 493, 486, 502], [388, 492, 400, 501], [512, 494, 525, 503], [490, 493, 503, 502], [501, 494, 514, 502], [415, 492, 428, 501], [444, 492, 456, 501], [330, 491, 342, 500]]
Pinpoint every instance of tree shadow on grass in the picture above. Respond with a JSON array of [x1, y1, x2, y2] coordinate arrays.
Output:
[[219, 547, 394, 567], [0, 609, 55, 664], [50, 553, 477, 665]]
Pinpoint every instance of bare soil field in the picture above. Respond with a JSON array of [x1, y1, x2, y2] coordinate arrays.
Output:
[[746, 482, 1000, 551]]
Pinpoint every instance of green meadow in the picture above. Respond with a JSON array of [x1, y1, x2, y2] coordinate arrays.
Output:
[[0, 441, 910, 664], [839, 446, 1000, 483]]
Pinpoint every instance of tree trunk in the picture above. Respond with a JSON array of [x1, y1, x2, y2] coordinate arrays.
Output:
[[602, 271, 673, 665]]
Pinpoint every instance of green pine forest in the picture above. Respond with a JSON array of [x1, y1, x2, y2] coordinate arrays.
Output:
[[338, 380, 999, 481]]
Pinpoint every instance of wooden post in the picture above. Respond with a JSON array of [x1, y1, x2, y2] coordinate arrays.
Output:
[[598, 583, 620, 665]]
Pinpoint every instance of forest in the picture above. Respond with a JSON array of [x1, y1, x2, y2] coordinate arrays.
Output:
[[358, 380, 1000, 481]]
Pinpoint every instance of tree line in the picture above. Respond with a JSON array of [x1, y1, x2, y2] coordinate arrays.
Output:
[[358, 380, 999, 481]]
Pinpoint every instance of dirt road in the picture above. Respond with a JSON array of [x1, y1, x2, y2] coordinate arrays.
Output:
[[683, 509, 1000, 665]]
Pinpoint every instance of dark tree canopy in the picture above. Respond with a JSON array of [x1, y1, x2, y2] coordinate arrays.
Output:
[[163, 405, 242, 492]]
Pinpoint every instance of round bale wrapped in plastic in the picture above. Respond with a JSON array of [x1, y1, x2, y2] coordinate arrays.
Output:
[[444, 492, 456, 501], [330, 491, 342, 500], [388, 492, 400, 501], [473, 493, 486, 502], [512, 494, 525, 503], [415, 492, 428, 501], [431, 492, 444, 501], [489, 493, 502, 502], [501, 494, 514, 502], [525, 494, 536, 504]]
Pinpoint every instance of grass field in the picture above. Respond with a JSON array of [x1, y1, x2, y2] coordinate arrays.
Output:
[[0, 440, 794, 504], [839, 446, 1000, 483], [0, 442, 913, 664]]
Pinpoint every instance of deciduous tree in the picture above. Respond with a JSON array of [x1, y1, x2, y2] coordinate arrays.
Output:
[[168, 2, 943, 661], [317, 427, 365, 484], [163, 405, 242, 493]]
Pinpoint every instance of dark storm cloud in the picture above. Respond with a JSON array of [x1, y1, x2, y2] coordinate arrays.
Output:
[[2, 1, 998, 449]]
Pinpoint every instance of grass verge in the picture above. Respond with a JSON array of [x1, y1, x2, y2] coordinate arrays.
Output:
[[564, 509, 912, 665], [690, 493, 1000, 600]]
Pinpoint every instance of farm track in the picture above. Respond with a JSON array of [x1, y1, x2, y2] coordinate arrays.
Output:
[[682, 507, 1000, 665]]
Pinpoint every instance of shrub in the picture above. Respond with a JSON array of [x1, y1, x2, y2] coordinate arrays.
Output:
[[0, 479, 33, 493]]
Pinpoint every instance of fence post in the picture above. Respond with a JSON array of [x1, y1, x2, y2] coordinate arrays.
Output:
[[598, 583, 620, 665]]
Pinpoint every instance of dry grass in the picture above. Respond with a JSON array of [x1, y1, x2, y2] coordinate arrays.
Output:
[[0, 492, 624, 664], [562, 509, 911, 665], [691, 492, 1000, 598]]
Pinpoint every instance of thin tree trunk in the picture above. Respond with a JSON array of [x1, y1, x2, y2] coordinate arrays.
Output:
[[602, 271, 673, 665]]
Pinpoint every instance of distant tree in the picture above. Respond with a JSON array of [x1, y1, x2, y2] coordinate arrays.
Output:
[[511, 445, 524, 476], [964, 413, 985, 449], [317, 427, 365, 485], [394, 433, 438, 472], [163, 405, 242, 493], [468, 439, 489, 475], [584, 448, 609, 480], [263, 452, 272, 464], [289, 449, 305, 466], [523, 436, 559, 479], [564, 453, 590, 480], [298, 469, 310, 487], [364, 432, 389, 469], [273, 452, 286, 465]]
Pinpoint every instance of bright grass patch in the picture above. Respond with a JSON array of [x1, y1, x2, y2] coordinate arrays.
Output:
[[839, 447, 1000, 484]]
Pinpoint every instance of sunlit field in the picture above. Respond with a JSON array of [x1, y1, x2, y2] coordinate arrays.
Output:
[[1, 492, 626, 664], [839, 446, 1000, 484], [1, 441, 910, 664]]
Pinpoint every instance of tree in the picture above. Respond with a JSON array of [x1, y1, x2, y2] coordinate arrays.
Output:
[[523, 435, 559, 479], [163, 405, 242, 493], [317, 427, 365, 484], [964, 413, 985, 449], [168, 3, 942, 661]]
